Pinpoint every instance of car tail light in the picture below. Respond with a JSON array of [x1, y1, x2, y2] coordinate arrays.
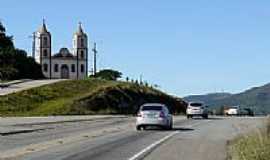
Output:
[[159, 111, 165, 118]]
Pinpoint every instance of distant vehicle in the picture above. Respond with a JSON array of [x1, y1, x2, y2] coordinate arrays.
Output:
[[136, 103, 173, 130], [224, 106, 239, 116], [186, 102, 208, 119], [239, 108, 254, 116]]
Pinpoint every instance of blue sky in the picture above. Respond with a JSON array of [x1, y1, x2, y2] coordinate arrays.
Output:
[[1, 0, 270, 96]]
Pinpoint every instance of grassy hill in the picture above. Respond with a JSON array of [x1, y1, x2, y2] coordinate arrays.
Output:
[[184, 83, 270, 114], [0, 79, 186, 116]]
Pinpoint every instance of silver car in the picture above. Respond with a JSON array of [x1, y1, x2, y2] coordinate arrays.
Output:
[[136, 103, 173, 130], [186, 102, 208, 119]]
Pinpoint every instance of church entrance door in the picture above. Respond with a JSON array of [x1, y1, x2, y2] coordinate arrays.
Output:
[[61, 64, 69, 79]]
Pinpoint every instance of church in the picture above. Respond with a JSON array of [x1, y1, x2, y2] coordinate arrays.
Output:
[[34, 21, 88, 79]]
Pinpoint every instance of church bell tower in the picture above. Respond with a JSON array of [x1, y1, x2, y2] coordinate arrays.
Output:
[[35, 20, 52, 78], [73, 22, 88, 79]]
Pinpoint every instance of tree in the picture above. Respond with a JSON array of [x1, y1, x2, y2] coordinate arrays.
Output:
[[0, 21, 44, 80], [0, 22, 14, 49], [92, 69, 122, 81]]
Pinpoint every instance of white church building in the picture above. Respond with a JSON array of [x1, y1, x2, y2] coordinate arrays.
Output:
[[34, 21, 88, 79]]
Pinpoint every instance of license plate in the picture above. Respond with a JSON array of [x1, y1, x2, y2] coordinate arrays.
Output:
[[146, 114, 156, 118]]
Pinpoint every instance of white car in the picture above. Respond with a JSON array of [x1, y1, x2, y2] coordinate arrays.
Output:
[[136, 103, 173, 130], [186, 102, 208, 119], [225, 106, 239, 116]]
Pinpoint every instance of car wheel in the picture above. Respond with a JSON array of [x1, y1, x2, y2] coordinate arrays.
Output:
[[136, 125, 142, 131], [203, 114, 208, 119], [169, 122, 173, 130]]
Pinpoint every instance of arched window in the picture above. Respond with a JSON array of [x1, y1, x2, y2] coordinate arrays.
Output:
[[43, 64, 48, 72], [80, 38, 84, 47], [81, 64, 84, 72], [44, 37, 48, 46], [71, 64, 75, 72], [54, 64, 58, 72], [43, 49, 48, 57], [80, 50, 84, 58]]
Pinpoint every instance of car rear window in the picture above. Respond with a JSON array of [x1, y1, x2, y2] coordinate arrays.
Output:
[[141, 106, 162, 111], [190, 103, 202, 107]]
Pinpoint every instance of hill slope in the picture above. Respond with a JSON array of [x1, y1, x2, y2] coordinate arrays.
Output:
[[0, 79, 186, 116], [184, 93, 232, 105], [184, 83, 270, 114]]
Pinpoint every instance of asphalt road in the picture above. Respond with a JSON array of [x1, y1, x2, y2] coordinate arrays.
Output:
[[0, 79, 64, 95], [0, 116, 265, 160]]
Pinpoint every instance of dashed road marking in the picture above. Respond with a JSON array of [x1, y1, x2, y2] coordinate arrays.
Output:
[[128, 120, 212, 160], [128, 131, 179, 160]]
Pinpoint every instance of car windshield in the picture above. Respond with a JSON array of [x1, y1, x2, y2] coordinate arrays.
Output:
[[190, 103, 202, 107], [141, 106, 162, 111]]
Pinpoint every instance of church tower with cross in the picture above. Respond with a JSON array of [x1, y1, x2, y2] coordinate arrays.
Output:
[[34, 19, 52, 78], [34, 20, 88, 79]]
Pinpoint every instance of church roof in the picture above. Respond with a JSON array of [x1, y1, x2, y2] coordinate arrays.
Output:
[[53, 48, 74, 58], [38, 20, 49, 34], [74, 22, 86, 36]]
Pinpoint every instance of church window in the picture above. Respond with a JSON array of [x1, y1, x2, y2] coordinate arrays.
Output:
[[81, 38, 84, 47], [71, 64, 75, 72], [43, 49, 48, 57], [54, 64, 58, 72], [43, 64, 48, 72], [44, 37, 48, 46], [80, 50, 84, 58], [81, 64, 84, 72]]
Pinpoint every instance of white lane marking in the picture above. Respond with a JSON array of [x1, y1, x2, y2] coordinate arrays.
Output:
[[128, 131, 179, 160], [128, 120, 212, 160], [185, 120, 211, 128]]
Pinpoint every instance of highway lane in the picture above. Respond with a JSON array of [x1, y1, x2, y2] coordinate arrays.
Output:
[[17, 117, 209, 160], [0, 116, 132, 152], [0, 116, 186, 159], [0, 116, 265, 160]]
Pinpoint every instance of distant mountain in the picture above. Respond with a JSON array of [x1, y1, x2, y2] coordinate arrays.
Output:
[[184, 93, 232, 105], [184, 83, 270, 114]]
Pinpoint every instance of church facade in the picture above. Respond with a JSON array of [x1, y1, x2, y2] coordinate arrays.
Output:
[[34, 21, 88, 79]]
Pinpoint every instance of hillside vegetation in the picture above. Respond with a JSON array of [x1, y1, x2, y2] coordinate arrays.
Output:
[[0, 21, 44, 80], [0, 79, 186, 116]]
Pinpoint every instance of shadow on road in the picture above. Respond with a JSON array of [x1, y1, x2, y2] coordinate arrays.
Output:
[[191, 117, 224, 120], [171, 127, 194, 132], [142, 127, 194, 132]]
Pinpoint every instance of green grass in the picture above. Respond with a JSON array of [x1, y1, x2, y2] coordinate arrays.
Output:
[[0, 79, 186, 116], [0, 80, 10, 83], [228, 118, 270, 160]]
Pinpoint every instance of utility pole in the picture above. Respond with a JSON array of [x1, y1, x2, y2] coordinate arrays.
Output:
[[28, 32, 36, 58], [92, 42, 98, 75]]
